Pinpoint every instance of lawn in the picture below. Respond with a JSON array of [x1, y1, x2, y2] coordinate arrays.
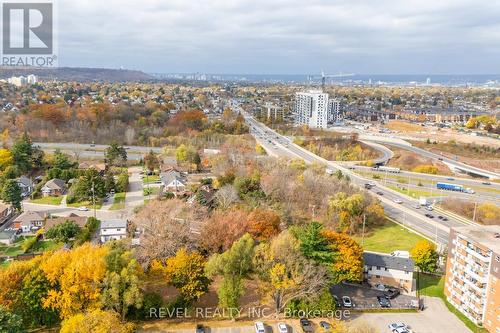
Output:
[[32, 240, 64, 253], [143, 175, 160, 184], [417, 273, 488, 333], [67, 200, 102, 209], [109, 192, 126, 210], [143, 187, 160, 196], [30, 196, 63, 205], [0, 236, 34, 257], [387, 185, 434, 199], [353, 220, 426, 253]]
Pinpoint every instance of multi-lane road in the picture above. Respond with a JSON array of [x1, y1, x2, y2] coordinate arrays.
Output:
[[243, 113, 475, 247]]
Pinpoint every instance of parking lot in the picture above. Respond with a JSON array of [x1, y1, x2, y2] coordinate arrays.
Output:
[[330, 283, 417, 309]]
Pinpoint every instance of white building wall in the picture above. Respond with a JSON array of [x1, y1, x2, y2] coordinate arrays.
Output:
[[294, 91, 329, 129]]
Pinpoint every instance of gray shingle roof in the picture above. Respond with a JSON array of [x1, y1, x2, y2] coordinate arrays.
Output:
[[100, 219, 127, 229], [363, 252, 414, 272]]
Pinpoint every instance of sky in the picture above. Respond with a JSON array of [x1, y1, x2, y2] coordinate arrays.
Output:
[[52, 0, 500, 74]]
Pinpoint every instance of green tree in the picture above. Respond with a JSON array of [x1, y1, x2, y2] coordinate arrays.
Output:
[[70, 168, 106, 202], [143, 150, 159, 172], [104, 173, 116, 193], [0, 306, 24, 333], [45, 221, 81, 243], [105, 142, 127, 167], [206, 234, 254, 310], [295, 222, 333, 264], [11, 134, 33, 173], [102, 245, 143, 321], [53, 149, 75, 170], [2, 179, 22, 210]]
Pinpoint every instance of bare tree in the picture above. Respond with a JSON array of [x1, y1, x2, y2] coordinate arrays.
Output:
[[215, 184, 239, 210], [131, 199, 207, 267]]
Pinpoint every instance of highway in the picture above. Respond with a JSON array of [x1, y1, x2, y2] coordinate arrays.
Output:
[[348, 166, 500, 204], [33, 142, 163, 161], [244, 113, 473, 247], [369, 141, 500, 180]]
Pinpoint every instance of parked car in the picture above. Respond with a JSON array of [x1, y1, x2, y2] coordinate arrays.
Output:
[[333, 295, 341, 308], [319, 321, 331, 332], [277, 323, 288, 333], [77, 206, 89, 211], [196, 324, 205, 333], [388, 323, 408, 330], [299, 318, 313, 333], [254, 322, 265, 333], [376, 295, 391, 308], [383, 288, 400, 299], [342, 296, 352, 308]]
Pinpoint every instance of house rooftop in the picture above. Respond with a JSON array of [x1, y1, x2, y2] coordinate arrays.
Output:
[[452, 225, 500, 254], [364, 251, 415, 272], [100, 219, 127, 229], [14, 211, 46, 223]]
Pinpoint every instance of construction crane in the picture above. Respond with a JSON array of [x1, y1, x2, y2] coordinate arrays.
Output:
[[307, 70, 355, 89]]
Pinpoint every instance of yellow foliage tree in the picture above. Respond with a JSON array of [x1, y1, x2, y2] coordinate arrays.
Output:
[[0, 148, 13, 170], [60, 309, 135, 333], [41, 243, 109, 318], [412, 164, 438, 174]]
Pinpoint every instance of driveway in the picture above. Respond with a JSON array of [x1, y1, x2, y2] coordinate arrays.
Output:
[[124, 166, 145, 212], [330, 283, 417, 309], [349, 296, 471, 333]]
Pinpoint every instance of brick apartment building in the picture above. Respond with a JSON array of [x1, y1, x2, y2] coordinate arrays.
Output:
[[445, 225, 500, 333]]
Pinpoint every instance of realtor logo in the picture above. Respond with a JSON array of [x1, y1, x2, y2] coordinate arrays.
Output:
[[2, 2, 53, 54]]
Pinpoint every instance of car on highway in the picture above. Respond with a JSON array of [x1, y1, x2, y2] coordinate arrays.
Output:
[[393, 199, 403, 204], [482, 182, 491, 185], [376, 191, 384, 195], [376, 295, 391, 308], [342, 296, 352, 308], [447, 177, 455, 181], [425, 205, 433, 211], [425, 213, 434, 218], [414, 204, 420, 209], [254, 322, 265, 333], [277, 322, 288, 333]]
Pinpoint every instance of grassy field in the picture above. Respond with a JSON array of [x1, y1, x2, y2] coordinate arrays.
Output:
[[387, 185, 434, 198], [353, 220, 426, 253], [110, 192, 126, 210], [417, 273, 488, 333], [385, 121, 425, 132], [30, 196, 63, 205], [32, 240, 64, 253], [143, 175, 160, 184], [143, 187, 160, 196], [67, 200, 102, 209]]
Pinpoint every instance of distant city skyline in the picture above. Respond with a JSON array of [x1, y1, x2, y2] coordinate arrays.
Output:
[[30, 1, 500, 74]]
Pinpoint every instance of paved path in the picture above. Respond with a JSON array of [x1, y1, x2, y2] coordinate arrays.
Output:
[[124, 166, 144, 212]]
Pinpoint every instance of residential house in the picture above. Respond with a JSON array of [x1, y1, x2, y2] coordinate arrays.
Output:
[[44, 213, 88, 230], [13, 211, 46, 233], [100, 219, 128, 243], [0, 230, 17, 245], [78, 162, 106, 175], [363, 251, 415, 294], [41, 178, 67, 197], [17, 176, 33, 198], [160, 170, 187, 193], [0, 201, 14, 226]]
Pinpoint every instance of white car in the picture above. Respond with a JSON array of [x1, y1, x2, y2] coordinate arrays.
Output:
[[277, 322, 288, 333], [77, 206, 89, 211], [393, 199, 403, 204], [342, 296, 352, 308], [254, 322, 265, 333]]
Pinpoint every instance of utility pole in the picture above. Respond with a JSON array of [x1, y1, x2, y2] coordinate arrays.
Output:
[[472, 202, 478, 223], [91, 181, 96, 218], [361, 214, 366, 247]]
